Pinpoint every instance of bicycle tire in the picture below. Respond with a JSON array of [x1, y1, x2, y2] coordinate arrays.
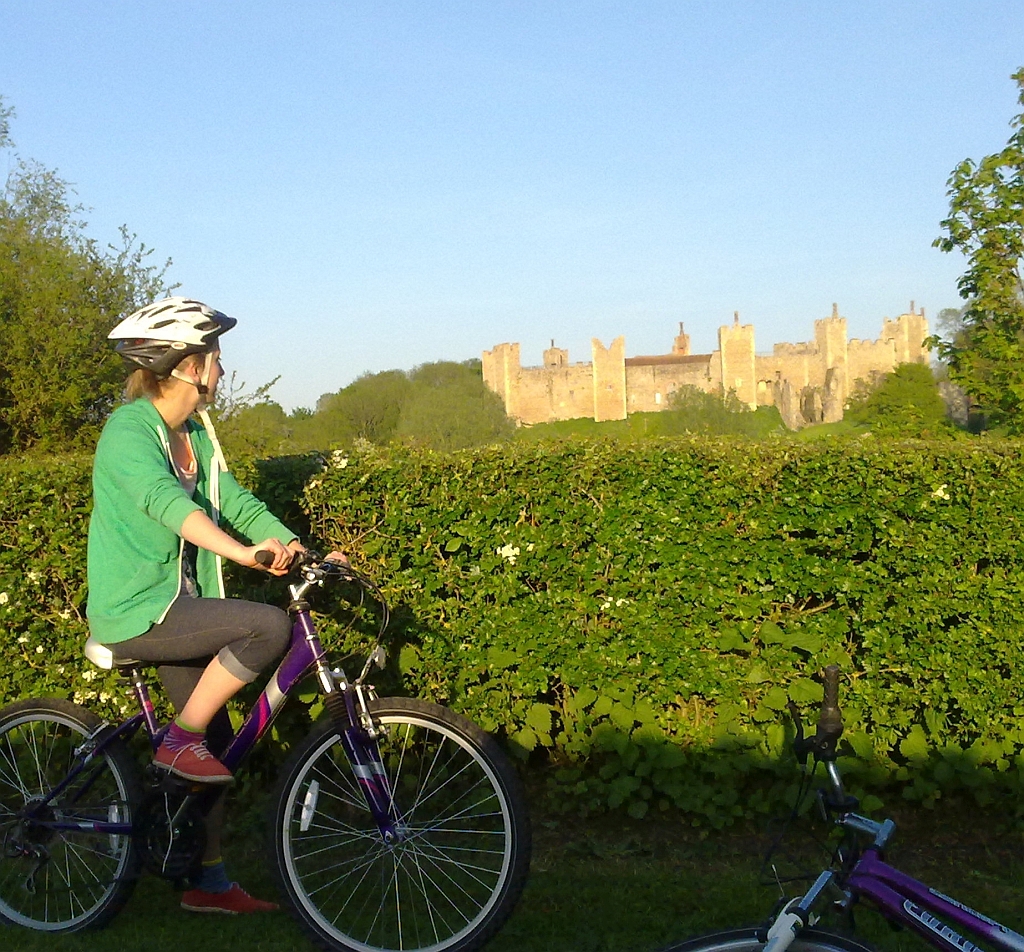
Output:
[[0, 697, 142, 932], [270, 696, 531, 952], [659, 928, 876, 952]]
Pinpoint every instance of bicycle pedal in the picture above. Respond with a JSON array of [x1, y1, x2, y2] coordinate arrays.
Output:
[[143, 764, 205, 795]]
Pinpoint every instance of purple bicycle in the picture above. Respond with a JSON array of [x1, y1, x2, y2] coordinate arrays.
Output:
[[0, 554, 531, 952], [665, 664, 1021, 952]]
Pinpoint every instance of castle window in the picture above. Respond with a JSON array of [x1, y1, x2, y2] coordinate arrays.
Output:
[[655, 392, 662, 405]]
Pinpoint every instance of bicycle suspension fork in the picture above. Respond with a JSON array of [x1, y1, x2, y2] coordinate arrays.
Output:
[[320, 668, 404, 844]]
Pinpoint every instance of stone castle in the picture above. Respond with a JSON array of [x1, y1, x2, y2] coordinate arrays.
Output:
[[482, 304, 930, 430]]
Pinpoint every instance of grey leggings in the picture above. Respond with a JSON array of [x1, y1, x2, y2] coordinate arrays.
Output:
[[112, 597, 291, 755]]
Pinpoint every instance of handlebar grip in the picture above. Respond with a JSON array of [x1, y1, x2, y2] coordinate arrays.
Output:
[[817, 664, 843, 737], [255, 550, 276, 567]]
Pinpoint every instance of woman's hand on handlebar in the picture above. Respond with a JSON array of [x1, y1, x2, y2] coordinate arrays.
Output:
[[247, 538, 293, 575], [286, 539, 348, 568], [287, 539, 350, 569]]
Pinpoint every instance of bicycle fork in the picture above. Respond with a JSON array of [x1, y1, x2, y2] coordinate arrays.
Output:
[[319, 670, 405, 845], [762, 871, 835, 952]]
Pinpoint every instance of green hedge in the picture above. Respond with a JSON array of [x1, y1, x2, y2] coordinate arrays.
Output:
[[304, 439, 1024, 823], [5, 438, 1024, 825]]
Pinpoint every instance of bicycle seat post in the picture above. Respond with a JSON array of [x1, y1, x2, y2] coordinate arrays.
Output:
[[122, 665, 162, 745]]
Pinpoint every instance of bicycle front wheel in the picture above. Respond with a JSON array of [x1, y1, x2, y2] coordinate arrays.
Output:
[[270, 696, 531, 952], [660, 928, 876, 952], [0, 697, 142, 932]]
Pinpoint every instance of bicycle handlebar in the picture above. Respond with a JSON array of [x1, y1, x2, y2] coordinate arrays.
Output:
[[790, 665, 845, 765], [817, 664, 843, 739]]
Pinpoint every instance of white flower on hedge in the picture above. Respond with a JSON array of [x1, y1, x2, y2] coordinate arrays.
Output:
[[58, 609, 71, 620], [932, 484, 950, 500], [497, 544, 520, 565], [17, 635, 28, 644], [35, 645, 44, 654], [82, 669, 97, 682], [0, 592, 8, 605], [26, 570, 40, 584], [331, 450, 349, 469]]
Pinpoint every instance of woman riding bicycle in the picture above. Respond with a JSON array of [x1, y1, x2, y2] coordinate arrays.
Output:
[[86, 296, 341, 914]]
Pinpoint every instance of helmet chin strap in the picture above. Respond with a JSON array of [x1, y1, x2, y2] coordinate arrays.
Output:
[[169, 352, 215, 399]]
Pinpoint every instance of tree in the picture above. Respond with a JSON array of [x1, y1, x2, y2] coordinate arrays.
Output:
[[394, 360, 514, 451], [315, 370, 412, 446], [845, 363, 949, 435], [658, 386, 784, 437], [0, 95, 171, 452], [932, 68, 1024, 432], [215, 401, 292, 457], [933, 305, 969, 349]]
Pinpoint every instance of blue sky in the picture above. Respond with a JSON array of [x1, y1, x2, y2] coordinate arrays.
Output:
[[2, 2, 1023, 411]]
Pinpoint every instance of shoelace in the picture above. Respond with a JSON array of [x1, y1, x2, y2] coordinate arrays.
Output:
[[180, 742, 215, 761]]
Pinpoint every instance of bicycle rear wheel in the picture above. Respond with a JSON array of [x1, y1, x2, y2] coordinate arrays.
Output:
[[0, 698, 142, 932], [270, 696, 531, 952], [660, 928, 875, 952]]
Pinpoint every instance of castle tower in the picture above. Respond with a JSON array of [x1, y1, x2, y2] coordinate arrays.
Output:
[[482, 342, 522, 420], [672, 322, 691, 356], [543, 340, 569, 368], [814, 303, 848, 421], [718, 313, 756, 408], [591, 337, 627, 422], [881, 303, 930, 364]]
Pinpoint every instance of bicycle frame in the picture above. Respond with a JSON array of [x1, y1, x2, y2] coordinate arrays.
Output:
[[844, 847, 1024, 952], [24, 568, 401, 842]]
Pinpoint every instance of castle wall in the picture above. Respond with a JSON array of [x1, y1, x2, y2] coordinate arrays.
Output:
[[515, 363, 593, 423], [484, 305, 931, 428], [625, 357, 713, 413], [755, 353, 815, 391], [847, 338, 896, 389]]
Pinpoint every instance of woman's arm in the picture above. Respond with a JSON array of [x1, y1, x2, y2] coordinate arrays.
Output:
[[180, 510, 292, 575]]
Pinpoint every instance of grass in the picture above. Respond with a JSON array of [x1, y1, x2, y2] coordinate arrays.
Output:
[[7, 800, 1024, 952]]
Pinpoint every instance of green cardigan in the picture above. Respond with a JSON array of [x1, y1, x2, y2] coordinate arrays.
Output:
[[86, 399, 297, 644]]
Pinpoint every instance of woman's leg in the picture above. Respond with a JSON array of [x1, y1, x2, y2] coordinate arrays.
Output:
[[133, 626, 283, 913], [113, 598, 291, 781], [156, 663, 232, 862], [177, 658, 245, 732]]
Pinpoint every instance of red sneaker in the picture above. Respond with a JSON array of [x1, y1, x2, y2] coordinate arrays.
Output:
[[181, 883, 279, 914], [153, 741, 233, 784]]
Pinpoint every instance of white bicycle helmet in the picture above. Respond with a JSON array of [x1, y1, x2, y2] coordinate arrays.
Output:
[[109, 296, 237, 377]]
